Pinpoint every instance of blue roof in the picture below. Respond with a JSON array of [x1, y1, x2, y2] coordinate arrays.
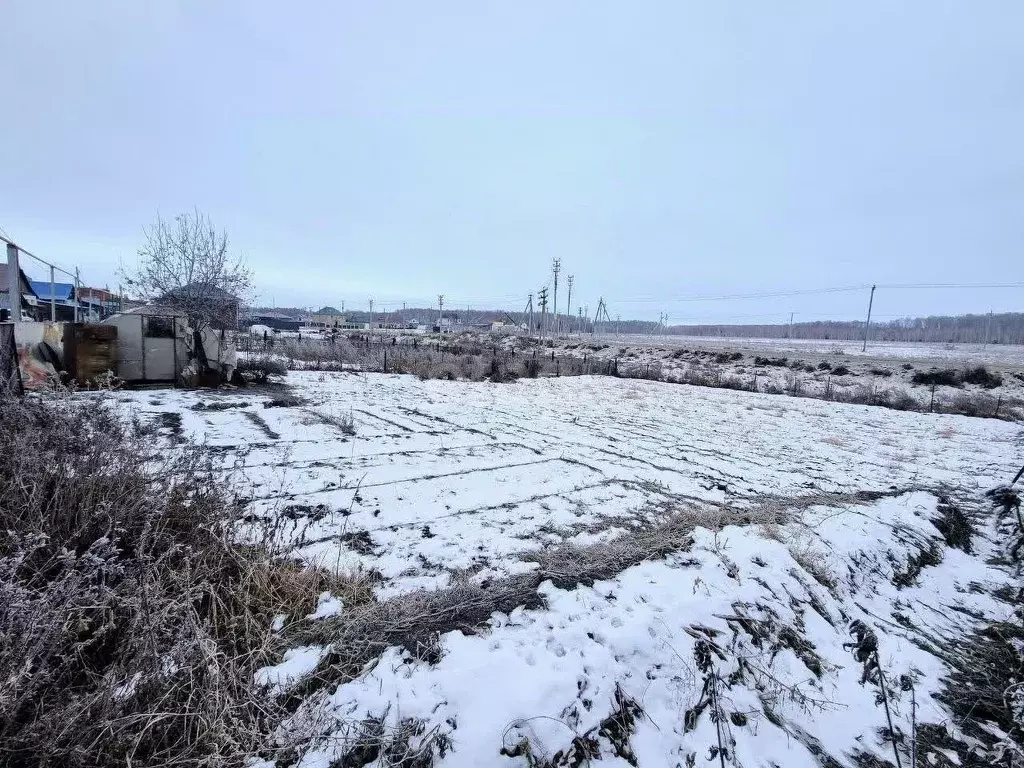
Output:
[[30, 281, 74, 301]]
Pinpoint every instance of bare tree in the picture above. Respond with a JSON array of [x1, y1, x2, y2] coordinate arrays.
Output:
[[123, 209, 252, 333], [122, 210, 252, 379]]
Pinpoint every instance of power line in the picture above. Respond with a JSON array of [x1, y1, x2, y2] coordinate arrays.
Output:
[[0, 232, 78, 281], [610, 281, 1024, 304], [876, 281, 1024, 290], [611, 285, 870, 303]]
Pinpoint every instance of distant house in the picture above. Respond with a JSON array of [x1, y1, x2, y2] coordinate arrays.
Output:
[[30, 280, 110, 322], [159, 283, 240, 330], [78, 287, 121, 318], [29, 280, 97, 322], [432, 314, 462, 333], [308, 306, 346, 328], [244, 312, 303, 332], [0, 263, 41, 321]]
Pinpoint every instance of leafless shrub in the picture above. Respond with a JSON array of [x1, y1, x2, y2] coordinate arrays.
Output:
[[944, 391, 997, 418], [237, 354, 288, 383], [280, 338, 359, 367], [886, 390, 922, 412]]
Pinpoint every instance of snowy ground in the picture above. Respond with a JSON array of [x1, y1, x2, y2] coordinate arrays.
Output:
[[523, 336, 1024, 415], [110, 372, 1022, 767], [586, 333, 1024, 366]]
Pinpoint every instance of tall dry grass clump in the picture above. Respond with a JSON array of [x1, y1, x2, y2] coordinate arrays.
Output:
[[0, 392, 326, 768]]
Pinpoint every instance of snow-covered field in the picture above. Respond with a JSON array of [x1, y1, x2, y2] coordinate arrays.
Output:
[[111, 372, 1022, 767], [589, 333, 1024, 365]]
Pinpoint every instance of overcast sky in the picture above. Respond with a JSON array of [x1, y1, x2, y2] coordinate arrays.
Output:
[[2, 1, 1022, 323]]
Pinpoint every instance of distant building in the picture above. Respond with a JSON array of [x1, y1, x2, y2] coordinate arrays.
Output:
[[307, 306, 346, 328], [432, 314, 462, 333], [29, 280, 102, 322], [78, 287, 121, 318], [0, 263, 41, 321], [244, 312, 303, 331], [159, 283, 240, 329]]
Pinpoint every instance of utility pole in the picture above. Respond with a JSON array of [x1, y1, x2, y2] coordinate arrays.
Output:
[[788, 312, 794, 339], [551, 258, 561, 336], [368, 298, 374, 330], [593, 299, 604, 335], [578, 306, 584, 336], [6, 242, 20, 325], [538, 287, 549, 339], [862, 284, 876, 352], [985, 309, 993, 347], [566, 274, 574, 337], [73, 267, 80, 323], [49, 265, 56, 322], [437, 294, 444, 331]]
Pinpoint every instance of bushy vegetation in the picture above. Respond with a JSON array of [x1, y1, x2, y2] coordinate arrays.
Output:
[[236, 354, 288, 383], [912, 368, 962, 387], [0, 392, 336, 767], [754, 356, 789, 367], [961, 365, 1003, 389], [247, 334, 1021, 420], [266, 335, 600, 383], [912, 365, 1003, 389]]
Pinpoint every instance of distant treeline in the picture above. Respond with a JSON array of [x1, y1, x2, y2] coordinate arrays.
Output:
[[248, 305, 1024, 344], [660, 312, 1024, 344]]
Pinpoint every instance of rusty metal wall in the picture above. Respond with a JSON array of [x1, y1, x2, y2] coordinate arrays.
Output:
[[63, 323, 117, 385]]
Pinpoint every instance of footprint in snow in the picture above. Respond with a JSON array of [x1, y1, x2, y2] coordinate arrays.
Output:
[[545, 638, 567, 658]]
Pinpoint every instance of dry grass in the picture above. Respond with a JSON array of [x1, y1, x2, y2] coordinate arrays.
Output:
[[0, 390, 340, 768], [278, 502, 784, 714], [306, 407, 357, 436]]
